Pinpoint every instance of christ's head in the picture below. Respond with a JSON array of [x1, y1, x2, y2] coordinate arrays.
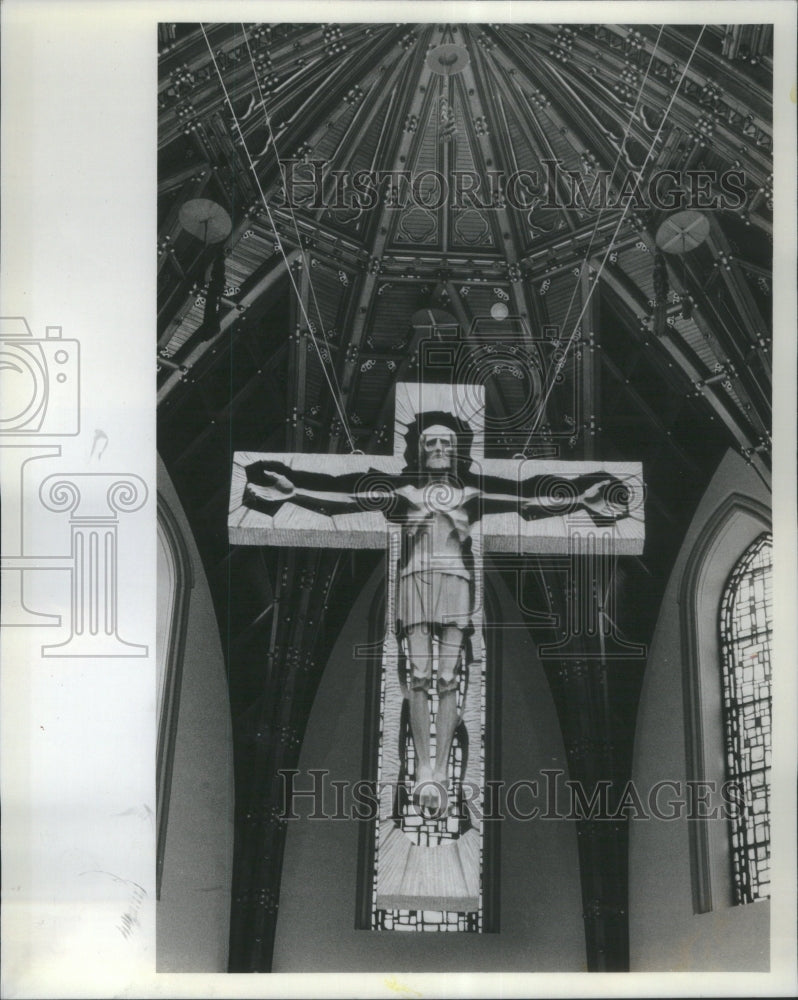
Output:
[[403, 409, 473, 478], [420, 424, 457, 472]]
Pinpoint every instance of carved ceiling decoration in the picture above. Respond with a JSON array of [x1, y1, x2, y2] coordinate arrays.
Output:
[[158, 23, 771, 471], [157, 21, 773, 973]]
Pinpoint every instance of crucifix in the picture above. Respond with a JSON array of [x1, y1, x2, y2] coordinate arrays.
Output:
[[229, 382, 644, 926]]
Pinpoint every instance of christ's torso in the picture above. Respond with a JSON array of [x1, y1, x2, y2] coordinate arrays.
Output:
[[395, 484, 477, 582]]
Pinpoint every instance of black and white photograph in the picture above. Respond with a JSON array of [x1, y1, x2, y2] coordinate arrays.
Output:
[[2, 2, 797, 997]]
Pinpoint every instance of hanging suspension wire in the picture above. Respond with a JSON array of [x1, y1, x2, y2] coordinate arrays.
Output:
[[552, 25, 665, 368], [239, 24, 351, 428], [523, 25, 706, 454], [199, 23, 358, 454]]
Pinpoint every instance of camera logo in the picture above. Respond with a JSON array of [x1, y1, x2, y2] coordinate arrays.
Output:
[[0, 317, 79, 435]]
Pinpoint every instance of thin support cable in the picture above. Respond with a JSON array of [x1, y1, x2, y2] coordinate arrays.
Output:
[[525, 25, 706, 451], [239, 24, 350, 419], [199, 23, 357, 453], [552, 26, 665, 370]]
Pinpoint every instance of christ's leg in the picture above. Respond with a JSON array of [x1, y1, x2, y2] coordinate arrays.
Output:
[[405, 626, 435, 803], [432, 624, 465, 793]]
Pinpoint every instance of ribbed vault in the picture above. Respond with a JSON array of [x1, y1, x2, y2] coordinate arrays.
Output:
[[157, 21, 772, 971]]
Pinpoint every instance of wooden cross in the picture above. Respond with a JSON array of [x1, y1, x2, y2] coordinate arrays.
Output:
[[229, 382, 644, 927]]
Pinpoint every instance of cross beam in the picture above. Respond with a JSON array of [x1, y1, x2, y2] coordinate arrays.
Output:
[[228, 382, 643, 925]]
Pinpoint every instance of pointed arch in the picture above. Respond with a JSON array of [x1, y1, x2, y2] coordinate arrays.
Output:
[[273, 561, 584, 970], [679, 493, 771, 914], [719, 532, 772, 905], [156, 491, 195, 898]]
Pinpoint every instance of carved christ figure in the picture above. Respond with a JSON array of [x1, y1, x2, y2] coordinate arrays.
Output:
[[243, 412, 630, 817]]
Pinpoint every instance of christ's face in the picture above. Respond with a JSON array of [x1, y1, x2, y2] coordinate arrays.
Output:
[[420, 425, 457, 471]]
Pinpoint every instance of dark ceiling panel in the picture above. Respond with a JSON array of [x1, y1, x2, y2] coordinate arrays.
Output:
[[157, 20, 773, 974]]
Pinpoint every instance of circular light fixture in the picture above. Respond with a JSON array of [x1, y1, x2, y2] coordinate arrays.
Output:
[[490, 301, 509, 320], [655, 209, 710, 254], [178, 198, 233, 244], [425, 43, 470, 76]]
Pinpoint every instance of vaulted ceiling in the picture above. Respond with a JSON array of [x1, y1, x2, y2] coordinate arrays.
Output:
[[157, 22, 772, 972]]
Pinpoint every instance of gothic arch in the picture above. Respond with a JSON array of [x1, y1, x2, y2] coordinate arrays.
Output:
[[156, 491, 195, 898], [353, 570, 504, 932], [679, 492, 771, 914], [273, 559, 584, 971]]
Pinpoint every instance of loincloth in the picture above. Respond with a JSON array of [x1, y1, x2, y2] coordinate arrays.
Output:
[[396, 570, 473, 634]]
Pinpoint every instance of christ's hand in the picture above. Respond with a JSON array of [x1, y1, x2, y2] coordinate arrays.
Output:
[[246, 469, 295, 504], [580, 478, 629, 522], [262, 469, 294, 493]]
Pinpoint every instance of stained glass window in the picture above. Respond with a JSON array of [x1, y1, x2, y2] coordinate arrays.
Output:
[[719, 532, 772, 904]]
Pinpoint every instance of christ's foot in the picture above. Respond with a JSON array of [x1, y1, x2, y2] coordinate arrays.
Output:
[[422, 769, 451, 820], [414, 766, 445, 817]]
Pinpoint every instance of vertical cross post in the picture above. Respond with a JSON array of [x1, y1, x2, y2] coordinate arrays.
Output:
[[229, 382, 644, 930]]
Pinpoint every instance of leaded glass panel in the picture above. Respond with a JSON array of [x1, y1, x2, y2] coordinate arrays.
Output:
[[719, 532, 772, 904]]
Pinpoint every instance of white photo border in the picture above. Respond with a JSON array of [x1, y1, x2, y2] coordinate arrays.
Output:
[[1, 1, 795, 997]]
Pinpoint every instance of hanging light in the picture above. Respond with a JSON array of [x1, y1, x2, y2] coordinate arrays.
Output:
[[178, 198, 233, 245], [655, 209, 710, 322]]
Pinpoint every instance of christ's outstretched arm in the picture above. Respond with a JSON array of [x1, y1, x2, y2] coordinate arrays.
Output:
[[464, 472, 631, 525], [245, 461, 632, 525], [243, 460, 407, 517]]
